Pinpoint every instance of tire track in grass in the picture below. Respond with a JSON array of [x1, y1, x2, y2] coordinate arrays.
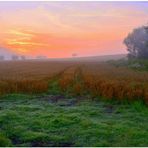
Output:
[[38, 64, 87, 105], [38, 65, 79, 102]]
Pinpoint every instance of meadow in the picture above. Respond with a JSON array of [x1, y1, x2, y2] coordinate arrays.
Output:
[[0, 59, 148, 146]]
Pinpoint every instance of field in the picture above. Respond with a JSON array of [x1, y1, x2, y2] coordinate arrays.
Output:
[[0, 59, 148, 146]]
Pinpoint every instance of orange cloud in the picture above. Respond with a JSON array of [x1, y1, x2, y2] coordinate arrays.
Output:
[[0, 2, 147, 57]]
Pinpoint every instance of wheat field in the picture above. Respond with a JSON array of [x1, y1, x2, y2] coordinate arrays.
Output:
[[0, 60, 148, 104]]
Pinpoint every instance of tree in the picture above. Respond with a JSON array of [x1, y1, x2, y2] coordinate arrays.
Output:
[[36, 55, 47, 59], [11, 55, 19, 60], [20, 55, 26, 60], [72, 53, 78, 57], [0, 55, 5, 61], [123, 26, 148, 59]]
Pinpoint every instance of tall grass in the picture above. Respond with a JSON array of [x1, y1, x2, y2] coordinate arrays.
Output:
[[0, 61, 73, 94], [58, 62, 148, 104], [0, 60, 148, 104]]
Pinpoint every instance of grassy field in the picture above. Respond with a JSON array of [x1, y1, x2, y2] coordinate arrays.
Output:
[[0, 59, 148, 146], [0, 94, 148, 147]]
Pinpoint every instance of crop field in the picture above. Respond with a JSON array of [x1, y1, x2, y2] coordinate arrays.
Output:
[[0, 60, 148, 104], [0, 61, 74, 94], [0, 60, 148, 146]]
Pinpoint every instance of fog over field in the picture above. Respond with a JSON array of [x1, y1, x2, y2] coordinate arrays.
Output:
[[0, 47, 14, 60], [0, 46, 126, 61], [0, 1, 148, 147]]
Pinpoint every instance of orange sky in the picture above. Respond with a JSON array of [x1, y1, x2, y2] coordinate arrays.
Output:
[[0, 2, 148, 58]]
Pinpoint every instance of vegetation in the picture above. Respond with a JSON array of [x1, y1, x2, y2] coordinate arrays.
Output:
[[0, 60, 148, 146], [0, 61, 73, 94], [0, 94, 148, 147], [123, 25, 148, 59], [0, 60, 148, 104], [108, 58, 148, 71]]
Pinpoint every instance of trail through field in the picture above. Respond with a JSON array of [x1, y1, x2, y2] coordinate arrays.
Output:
[[40, 65, 85, 106], [0, 62, 148, 147]]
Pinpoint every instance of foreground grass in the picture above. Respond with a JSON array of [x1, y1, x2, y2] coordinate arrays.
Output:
[[0, 94, 148, 147]]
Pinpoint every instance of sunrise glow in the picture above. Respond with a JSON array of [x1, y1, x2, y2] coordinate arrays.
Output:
[[0, 1, 148, 58]]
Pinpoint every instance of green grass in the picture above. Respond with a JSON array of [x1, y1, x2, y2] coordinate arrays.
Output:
[[107, 58, 148, 71], [0, 94, 148, 146]]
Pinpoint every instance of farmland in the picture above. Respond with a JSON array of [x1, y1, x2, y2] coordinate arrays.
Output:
[[0, 60, 148, 104], [0, 59, 148, 146]]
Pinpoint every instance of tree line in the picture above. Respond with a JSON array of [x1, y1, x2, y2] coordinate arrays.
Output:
[[0, 55, 26, 61], [124, 25, 148, 59]]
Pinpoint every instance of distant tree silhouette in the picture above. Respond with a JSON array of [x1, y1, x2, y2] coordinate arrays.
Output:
[[36, 55, 48, 60], [123, 26, 148, 59], [72, 53, 78, 57], [11, 55, 19, 60], [0, 55, 5, 61], [20, 55, 26, 60]]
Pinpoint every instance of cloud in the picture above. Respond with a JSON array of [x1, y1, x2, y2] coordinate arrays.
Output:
[[0, 2, 147, 57]]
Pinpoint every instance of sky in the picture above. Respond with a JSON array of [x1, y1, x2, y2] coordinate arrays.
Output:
[[0, 1, 148, 58]]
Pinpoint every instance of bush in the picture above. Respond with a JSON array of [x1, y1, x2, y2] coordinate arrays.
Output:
[[0, 135, 12, 147]]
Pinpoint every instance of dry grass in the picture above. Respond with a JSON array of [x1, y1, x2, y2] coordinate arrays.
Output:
[[82, 62, 148, 104], [0, 60, 148, 104], [58, 62, 148, 104], [0, 60, 73, 94]]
